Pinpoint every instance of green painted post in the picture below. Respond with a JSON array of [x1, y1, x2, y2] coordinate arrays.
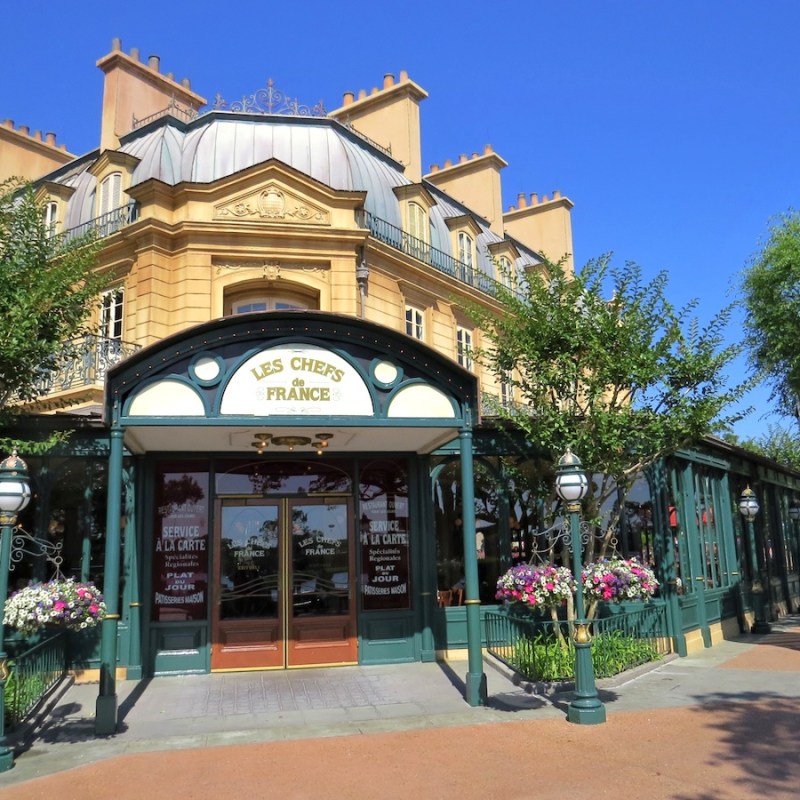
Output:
[[739, 487, 770, 634], [0, 515, 15, 772], [556, 449, 606, 726], [0, 450, 32, 772], [459, 429, 486, 706], [96, 427, 124, 735]]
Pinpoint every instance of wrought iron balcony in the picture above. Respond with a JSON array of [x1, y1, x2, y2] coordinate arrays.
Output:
[[62, 202, 139, 243], [32, 335, 141, 397], [356, 210, 501, 298]]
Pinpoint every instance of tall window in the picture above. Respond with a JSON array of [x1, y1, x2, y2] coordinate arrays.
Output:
[[497, 256, 514, 289], [43, 201, 58, 236], [407, 202, 429, 260], [408, 203, 427, 242], [500, 372, 514, 408], [100, 288, 125, 341], [405, 305, 424, 340], [456, 327, 473, 370], [99, 172, 121, 217], [458, 232, 474, 271]]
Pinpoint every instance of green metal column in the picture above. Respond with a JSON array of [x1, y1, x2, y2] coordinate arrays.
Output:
[[459, 429, 486, 706], [0, 515, 15, 771], [123, 464, 143, 679], [679, 462, 711, 647], [650, 462, 687, 657], [416, 457, 436, 662], [96, 425, 124, 735]]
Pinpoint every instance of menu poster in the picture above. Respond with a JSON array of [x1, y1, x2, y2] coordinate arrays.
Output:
[[360, 494, 410, 611], [152, 469, 209, 622]]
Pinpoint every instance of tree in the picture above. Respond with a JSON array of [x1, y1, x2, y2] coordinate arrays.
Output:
[[464, 255, 747, 551], [0, 178, 103, 437], [736, 424, 800, 472], [741, 210, 800, 423]]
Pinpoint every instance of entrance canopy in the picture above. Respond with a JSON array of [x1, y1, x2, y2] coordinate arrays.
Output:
[[105, 311, 479, 455]]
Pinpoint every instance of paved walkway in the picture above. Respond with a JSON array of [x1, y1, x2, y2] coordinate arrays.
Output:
[[1, 616, 799, 799]]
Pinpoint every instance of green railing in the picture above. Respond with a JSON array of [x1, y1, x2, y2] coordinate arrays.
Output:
[[485, 602, 671, 681], [356, 209, 501, 297], [3, 631, 67, 729]]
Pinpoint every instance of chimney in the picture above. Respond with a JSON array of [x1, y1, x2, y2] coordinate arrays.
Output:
[[96, 39, 207, 150], [329, 71, 428, 181]]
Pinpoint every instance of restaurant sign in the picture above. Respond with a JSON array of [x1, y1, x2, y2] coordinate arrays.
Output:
[[220, 344, 374, 416]]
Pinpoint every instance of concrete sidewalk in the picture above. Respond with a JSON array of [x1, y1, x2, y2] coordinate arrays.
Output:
[[2, 616, 799, 798]]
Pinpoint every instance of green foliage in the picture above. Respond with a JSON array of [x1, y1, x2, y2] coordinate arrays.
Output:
[[508, 630, 661, 681], [463, 256, 748, 527], [736, 424, 800, 471], [0, 178, 103, 416], [741, 210, 800, 421]]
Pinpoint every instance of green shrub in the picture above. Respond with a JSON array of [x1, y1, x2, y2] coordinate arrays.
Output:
[[507, 630, 661, 681]]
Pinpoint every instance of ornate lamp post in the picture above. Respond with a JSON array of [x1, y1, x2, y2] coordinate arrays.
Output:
[[555, 448, 606, 725], [738, 486, 770, 635], [0, 449, 32, 772]]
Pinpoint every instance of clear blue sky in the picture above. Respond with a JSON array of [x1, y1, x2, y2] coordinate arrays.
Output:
[[3, 1, 798, 440]]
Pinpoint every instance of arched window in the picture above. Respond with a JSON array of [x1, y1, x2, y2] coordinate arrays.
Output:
[[43, 201, 58, 236], [99, 172, 121, 216], [408, 202, 427, 241], [225, 286, 318, 316], [458, 231, 474, 271], [497, 256, 514, 289]]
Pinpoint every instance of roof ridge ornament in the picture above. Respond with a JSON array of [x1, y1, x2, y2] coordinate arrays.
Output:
[[212, 78, 327, 117]]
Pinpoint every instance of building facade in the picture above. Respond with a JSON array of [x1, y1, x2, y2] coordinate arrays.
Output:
[[2, 41, 799, 722]]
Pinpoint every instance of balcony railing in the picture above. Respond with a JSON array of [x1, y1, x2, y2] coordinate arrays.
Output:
[[357, 210, 502, 298], [32, 335, 141, 397], [62, 202, 139, 243]]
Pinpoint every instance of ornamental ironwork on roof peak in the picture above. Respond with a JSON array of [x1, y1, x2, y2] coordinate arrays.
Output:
[[212, 78, 327, 117]]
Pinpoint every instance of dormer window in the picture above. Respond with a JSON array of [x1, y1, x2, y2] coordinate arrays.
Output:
[[99, 172, 121, 217], [458, 231, 474, 272], [43, 201, 58, 236], [393, 184, 436, 263], [497, 256, 513, 289]]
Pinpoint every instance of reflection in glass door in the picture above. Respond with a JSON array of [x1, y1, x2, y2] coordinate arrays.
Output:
[[212, 498, 355, 670]]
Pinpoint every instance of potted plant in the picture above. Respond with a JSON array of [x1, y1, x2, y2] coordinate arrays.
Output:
[[3, 578, 106, 636]]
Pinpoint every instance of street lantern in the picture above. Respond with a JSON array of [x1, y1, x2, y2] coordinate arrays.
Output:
[[0, 449, 32, 772], [554, 448, 606, 725], [738, 486, 770, 635], [788, 500, 800, 524], [738, 486, 759, 521]]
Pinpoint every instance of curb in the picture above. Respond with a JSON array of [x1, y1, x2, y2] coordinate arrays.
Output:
[[483, 651, 677, 697]]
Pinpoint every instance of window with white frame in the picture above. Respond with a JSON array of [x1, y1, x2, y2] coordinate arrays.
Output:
[[456, 326, 473, 370], [408, 202, 427, 243], [43, 201, 58, 236], [405, 304, 424, 340], [407, 202, 429, 260], [100, 288, 124, 341], [99, 172, 121, 217], [500, 371, 514, 408], [458, 231, 474, 272], [497, 256, 514, 289]]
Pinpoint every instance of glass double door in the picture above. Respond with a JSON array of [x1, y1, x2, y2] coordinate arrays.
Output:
[[211, 497, 356, 669]]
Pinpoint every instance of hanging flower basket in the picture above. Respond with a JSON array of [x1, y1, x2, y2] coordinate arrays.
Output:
[[581, 557, 659, 603], [3, 578, 107, 636], [495, 563, 576, 611]]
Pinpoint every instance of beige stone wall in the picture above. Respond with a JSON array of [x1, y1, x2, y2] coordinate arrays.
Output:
[[0, 123, 73, 183]]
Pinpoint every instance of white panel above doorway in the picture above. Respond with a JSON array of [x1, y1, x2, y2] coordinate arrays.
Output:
[[220, 344, 374, 417]]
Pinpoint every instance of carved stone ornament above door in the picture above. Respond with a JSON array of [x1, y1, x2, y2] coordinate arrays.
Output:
[[215, 182, 330, 225]]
